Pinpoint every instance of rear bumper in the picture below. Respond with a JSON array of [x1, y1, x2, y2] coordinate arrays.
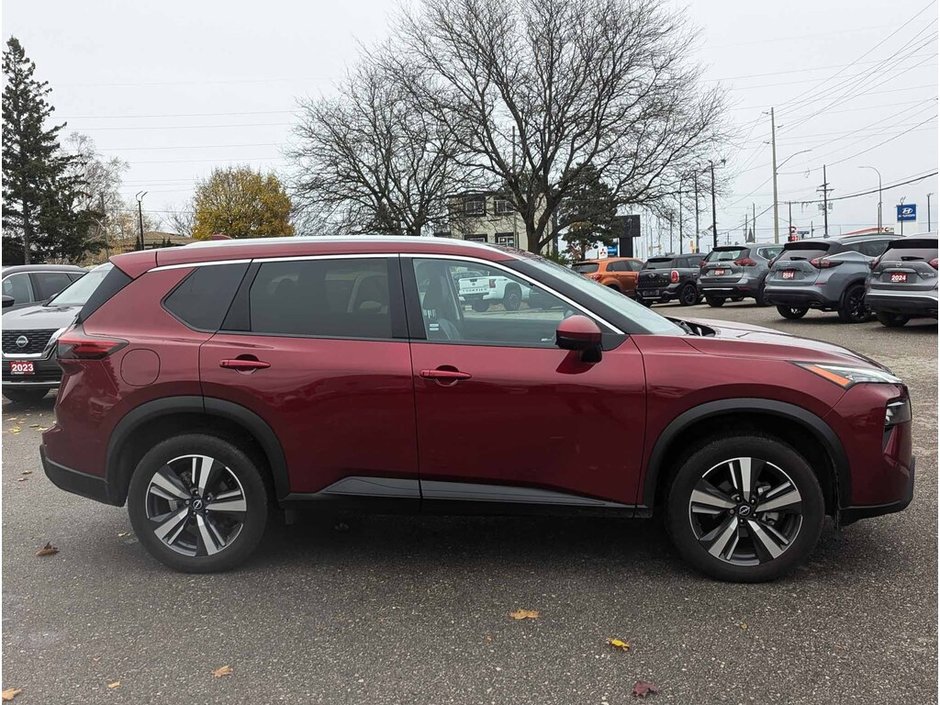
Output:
[[866, 290, 938, 317], [840, 456, 915, 525], [40, 444, 118, 506], [699, 280, 760, 296], [764, 286, 835, 309]]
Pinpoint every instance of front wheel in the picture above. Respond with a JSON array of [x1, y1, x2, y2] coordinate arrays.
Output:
[[876, 312, 910, 327], [666, 434, 825, 582], [837, 284, 870, 323], [127, 434, 270, 573], [776, 305, 808, 320], [678, 283, 698, 306]]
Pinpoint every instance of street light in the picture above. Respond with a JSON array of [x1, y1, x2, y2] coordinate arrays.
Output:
[[135, 191, 148, 251], [772, 149, 811, 243], [858, 166, 883, 233], [899, 196, 906, 236]]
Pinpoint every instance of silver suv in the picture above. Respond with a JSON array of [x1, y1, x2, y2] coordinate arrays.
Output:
[[866, 234, 938, 327], [764, 234, 898, 323], [699, 244, 783, 307]]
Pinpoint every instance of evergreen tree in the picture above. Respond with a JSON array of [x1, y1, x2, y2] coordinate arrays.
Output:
[[556, 164, 619, 260]]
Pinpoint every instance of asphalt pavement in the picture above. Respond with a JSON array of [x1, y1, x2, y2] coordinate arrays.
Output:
[[2, 302, 937, 704]]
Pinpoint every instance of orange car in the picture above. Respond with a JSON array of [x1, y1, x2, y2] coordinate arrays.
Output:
[[572, 257, 644, 296]]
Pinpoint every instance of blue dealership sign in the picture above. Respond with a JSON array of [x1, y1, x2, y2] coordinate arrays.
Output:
[[897, 203, 917, 222]]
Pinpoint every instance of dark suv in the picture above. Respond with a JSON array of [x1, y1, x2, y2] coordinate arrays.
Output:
[[42, 238, 914, 582], [635, 253, 706, 306]]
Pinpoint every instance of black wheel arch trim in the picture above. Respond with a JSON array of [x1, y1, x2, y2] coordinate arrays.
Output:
[[641, 398, 850, 511], [105, 395, 290, 505]]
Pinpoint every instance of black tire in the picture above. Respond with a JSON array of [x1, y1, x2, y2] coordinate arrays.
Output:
[[731, 296, 744, 302], [2, 387, 49, 404], [636, 297, 652, 308], [678, 283, 698, 306], [776, 305, 808, 320], [665, 434, 825, 583], [127, 434, 270, 573], [837, 284, 870, 323], [471, 299, 490, 313], [705, 296, 725, 307], [754, 284, 768, 307], [503, 284, 522, 311], [876, 311, 910, 328]]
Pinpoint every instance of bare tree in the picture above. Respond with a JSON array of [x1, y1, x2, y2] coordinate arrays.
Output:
[[395, 0, 726, 253], [163, 204, 194, 237], [289, 56, 463, 236]]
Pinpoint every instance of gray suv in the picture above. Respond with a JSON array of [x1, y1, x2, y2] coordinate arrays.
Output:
[[764, 234, 898, 322], [865, 234, 938, 327], [699, 244, 783, 307]]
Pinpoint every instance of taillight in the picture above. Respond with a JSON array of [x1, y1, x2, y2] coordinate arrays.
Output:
[[810, 257, 841, 269], [57, 326, 127, 360], [590, 272, 603, 281], [734, 257, 757, 267], [930, 258, 938, 270], [670, 270, 679, 283], [488, 278, 496, 289]]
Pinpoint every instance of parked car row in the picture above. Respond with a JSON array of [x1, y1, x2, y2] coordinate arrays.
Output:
[[572, 233, 938, 327]]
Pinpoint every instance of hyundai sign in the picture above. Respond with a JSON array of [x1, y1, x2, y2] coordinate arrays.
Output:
[[897, 204, 917, 222]]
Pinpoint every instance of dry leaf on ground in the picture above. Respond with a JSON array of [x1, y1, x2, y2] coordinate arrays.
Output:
[[509, 609, 539, 620], [36, 542, 59, 557], [117, 532, 130, 537], [28, 424, 40, 428], [1, 688, 22, 701], [9, 428, 21, 435], [212, 665, 233, 678], [20, 470, 32, 475], [632, 681, 660, 698], [107, 682, 121, 689], [15, 478, 27, 483], [607, 638, 631, 651]]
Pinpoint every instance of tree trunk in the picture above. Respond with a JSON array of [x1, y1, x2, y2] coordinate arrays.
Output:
[[22, 201, 31, 265]]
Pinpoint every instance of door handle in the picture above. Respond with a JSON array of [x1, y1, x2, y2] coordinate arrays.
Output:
[[420, 367, 472, 382], [220, 358, 271, 371]]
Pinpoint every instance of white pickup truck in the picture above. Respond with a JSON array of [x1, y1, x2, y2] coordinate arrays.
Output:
[[455, 270, 530, 312]]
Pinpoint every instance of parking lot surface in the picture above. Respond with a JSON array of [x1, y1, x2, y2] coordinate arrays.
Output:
[[2, 302, 936, 704]]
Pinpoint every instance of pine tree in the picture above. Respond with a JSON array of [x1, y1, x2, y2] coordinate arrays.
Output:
[[2, 37, 73, 263]]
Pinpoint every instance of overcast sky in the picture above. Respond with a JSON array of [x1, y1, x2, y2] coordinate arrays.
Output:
[[3, 0, 937, 252]]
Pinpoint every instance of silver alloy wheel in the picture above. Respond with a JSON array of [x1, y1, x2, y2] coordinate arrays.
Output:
[[688, 457, 803, 566], [145, 454, 247, 557]]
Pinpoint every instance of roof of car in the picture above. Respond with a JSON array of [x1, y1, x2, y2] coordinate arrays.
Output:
[[1, 264, 86, 275], [110, 235, 518, 277]]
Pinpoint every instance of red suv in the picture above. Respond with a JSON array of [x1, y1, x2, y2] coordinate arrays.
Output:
[[41, 237, 914, 582]]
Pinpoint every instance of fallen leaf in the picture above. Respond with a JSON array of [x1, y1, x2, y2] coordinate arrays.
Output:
[[739, 622, 748, 630], [28, 424, 40, 428], [1, 688, 22, 701], [117, 532, 130, 538], [632, 681, 660, 698], [35, 542, 59, 557], [9, 428, 21, 435], [509, 609, 539, 620], [607, 638, 631, 651], [20, 470, 32, 475], [15, 478, 27, 482], [212, 665, 233, 678], [107, 682, 121, 689]]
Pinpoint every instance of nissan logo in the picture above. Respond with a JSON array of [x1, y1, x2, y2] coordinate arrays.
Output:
[[15, 335, 28, 348], [737, 505, 752, 516]]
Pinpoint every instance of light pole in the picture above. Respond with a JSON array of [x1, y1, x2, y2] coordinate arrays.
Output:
[[135, 191, 148, 251], [858, 166, 883, 233], [928, 193, 933, 231], [771, 149, 812, 243], [899, 196, 906, 236]]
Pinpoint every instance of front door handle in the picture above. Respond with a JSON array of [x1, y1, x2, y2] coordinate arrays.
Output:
[[420, 366, 472, 384], [220, 358, 271, 371]]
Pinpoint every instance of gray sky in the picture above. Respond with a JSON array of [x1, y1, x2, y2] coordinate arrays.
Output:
[[3, 0, 938, 252]]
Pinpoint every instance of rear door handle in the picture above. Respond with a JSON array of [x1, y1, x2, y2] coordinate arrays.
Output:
[[220, 358, 271, 371]]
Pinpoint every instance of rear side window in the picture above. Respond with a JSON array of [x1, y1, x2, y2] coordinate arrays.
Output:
[[705, 248, 746, 262], [2, 272, 34, 303], [78, 265, 133, 323], [34, 271, 76, 299], [778, 242, 833, 261], [249, 258, 394, 339], [572, 262, 599, 274], [607, 260, 628, 272], [848, 240, 892, 257], [756, 246, 783, 260], [164, 263, 249, 331]]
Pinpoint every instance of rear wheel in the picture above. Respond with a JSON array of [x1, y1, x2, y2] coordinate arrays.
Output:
[[776, 305, 808, 320], [666, 434, 824, 582], [127, 434, 270, 573], [471, 299, 490, 313], [837, 284, 870, 323], [705, 296, 725, 307], [2, 387, 48, 404], [876, 312, 910, 328], [503, 284, 522, 311], [678, 283, 698, 306]]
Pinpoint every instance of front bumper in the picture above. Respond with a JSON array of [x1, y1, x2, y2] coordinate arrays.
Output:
[[840, 457, 915, 525], [636, 283, 681, 301], [40, 444, 117, 506], [2, 355, 62, 388], [866, 290, 938, 318]]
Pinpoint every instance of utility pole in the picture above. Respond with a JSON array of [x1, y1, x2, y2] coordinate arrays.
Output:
[[752, 203, 756, 244], [816, 166, 832, 237], [928, 193, 933, 231], [678, 189, 684, 254], [693, 178, 701, 253], [709, 161, 718, 250], [788, 201, 793, 236], [899, 197, 906, 236], [770, 107, 780, 244], [135, 191, 148, 251], [668, 213, 674, 253], [858, 166, 882, 233]]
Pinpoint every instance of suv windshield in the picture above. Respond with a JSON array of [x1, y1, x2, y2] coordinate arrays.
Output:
[[644, 258, 675, 270], [46, 264, 112, 307], [520, 256, 684, 335], [572, 262, 599, 274]]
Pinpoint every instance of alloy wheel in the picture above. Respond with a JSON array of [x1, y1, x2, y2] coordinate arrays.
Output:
[[144, 454, 248, 557], [688, 456, 803, 566], [842, 286, 869, 322]]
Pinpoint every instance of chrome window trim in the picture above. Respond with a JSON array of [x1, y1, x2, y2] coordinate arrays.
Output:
[[147, 252, 623, 334]]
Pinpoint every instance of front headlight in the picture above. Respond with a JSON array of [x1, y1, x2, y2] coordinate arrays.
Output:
[[794, 362, 902, 389]]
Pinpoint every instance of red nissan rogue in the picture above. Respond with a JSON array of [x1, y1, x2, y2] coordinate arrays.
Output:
[[40, 237, 914, 581]]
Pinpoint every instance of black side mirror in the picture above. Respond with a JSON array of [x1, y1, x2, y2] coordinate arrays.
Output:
[[2, 295, 14, 309]]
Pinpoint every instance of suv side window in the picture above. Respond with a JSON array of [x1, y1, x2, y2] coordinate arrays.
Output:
[[33, 271, 78, 300], [629, 260, 643, 271], [411, 258, 569, 347], [249, 258, 394, 339], [2, 273, 34, 304], [165, 263, 249, 331], [607, 260, 628, 272]]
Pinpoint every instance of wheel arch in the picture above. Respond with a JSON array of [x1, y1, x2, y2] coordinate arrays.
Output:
[[642, 398, 850, 515], [105, 396, 289, 506]]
